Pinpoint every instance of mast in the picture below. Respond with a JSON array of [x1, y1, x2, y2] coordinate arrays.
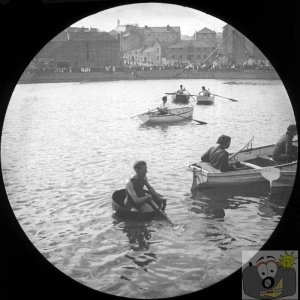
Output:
[[202, 30, 233, 64]]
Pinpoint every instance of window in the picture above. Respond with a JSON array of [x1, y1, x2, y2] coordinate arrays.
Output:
[[157, 56, 159, 61], [179, 55, 182, 59], [187, 55, 192, 60], [172, 55, 175, 59], [187, 46, 193, 52], [157, 48, 159, 53], [197, 55, 200, 59], [86, 51, 89, 61]]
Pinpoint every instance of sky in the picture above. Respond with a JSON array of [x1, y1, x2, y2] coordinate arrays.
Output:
[[72, 3, 227, 36]]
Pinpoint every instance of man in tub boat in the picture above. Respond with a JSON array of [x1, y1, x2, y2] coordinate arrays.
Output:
[[157, 96, 170, 115], [200, 135, 237, 172], [125, 161, 167, 213], [272, 124, 298, 164]]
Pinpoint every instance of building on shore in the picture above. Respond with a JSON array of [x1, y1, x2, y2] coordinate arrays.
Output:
[[143, 25, 181, 47], [29, 27, 120, 72], [193, 27, 217, 45], [123, 40, 174, 66], [120, 24, 181, 53], [165, 40, 217, 65], [222, 24, 267, 67]]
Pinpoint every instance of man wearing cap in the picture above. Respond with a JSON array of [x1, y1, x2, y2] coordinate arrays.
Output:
[[272, 124, 298, 163], [125, 161, 167, 213], [157, 96, 170, 115], [201, 135, 236, 172]]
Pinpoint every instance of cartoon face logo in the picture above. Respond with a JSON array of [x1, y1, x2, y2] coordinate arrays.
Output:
[[242, 251, 297, 299]]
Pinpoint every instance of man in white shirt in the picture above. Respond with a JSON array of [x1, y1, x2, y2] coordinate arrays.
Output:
[[157, 96, 170, 115], [199, 86, 211, 97]]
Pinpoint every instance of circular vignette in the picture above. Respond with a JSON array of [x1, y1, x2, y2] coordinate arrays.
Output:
[[0, 2, 299, 300]]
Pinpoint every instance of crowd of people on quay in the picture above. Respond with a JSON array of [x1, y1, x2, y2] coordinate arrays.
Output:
[[25, 58, 273, 74]]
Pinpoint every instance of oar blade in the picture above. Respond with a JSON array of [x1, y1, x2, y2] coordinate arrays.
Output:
[[261, 167, 281, 182], [212, 94, 239, 102], [195, 120, 207, 125]]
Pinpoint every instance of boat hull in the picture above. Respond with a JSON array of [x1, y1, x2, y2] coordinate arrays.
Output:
[[112, 189, 160, 220], [137, 106, 194, 124], [171, 93, 190, 104], [196, 95, 214, 105], [188, 142, 297, 189]]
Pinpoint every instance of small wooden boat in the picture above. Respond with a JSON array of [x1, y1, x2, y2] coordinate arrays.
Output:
[[171, 93, 190, 104], [187, 140, 297, 189], [137, 106, 193, 125], [196, 95, 215, 105], [112, 189, 161, 220]]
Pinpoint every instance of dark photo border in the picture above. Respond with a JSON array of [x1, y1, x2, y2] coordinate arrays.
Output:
[[1, 1, 299, 299]]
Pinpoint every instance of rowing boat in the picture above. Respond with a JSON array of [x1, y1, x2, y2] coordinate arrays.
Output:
[[171, 93, 190, 104], [196, 95, 215, 105], [137, 106, 194, 125], [187, 141, 297, 189], [112, 189, 161, 220]]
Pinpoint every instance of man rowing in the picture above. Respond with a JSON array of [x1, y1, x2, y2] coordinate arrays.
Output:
[[177, 85, 186, 94], [125, 161, 167, 213], [199, 86, 211, 97], [272, 124, 298, 163], [201, 135, 237, 172], [157, 96, 170, 115]]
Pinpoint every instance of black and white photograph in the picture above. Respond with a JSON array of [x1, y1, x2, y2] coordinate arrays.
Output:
[[1, 1, 299, 299]]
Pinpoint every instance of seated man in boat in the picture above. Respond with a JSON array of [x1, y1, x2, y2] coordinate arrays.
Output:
[[199, 86, 211, 97], [177, 85, 185, 94], [157, 96, 170, 115], [272, 124, 298, 164], [125, 161, 167, 213], [201, 135, 237, 172]]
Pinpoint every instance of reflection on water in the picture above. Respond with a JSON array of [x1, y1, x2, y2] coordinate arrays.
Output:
[[113, 218, 153, 252], [190, 184, 291, 221], [139, 119, 192, 131]]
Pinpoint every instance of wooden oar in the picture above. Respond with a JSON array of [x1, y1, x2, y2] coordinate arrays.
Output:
[[146, 199, 175, 226], [130, 108, 158, 119], [167, 111, 207, 125], [261, 167, 281, 191], [211, 93, 238, 102], [185, 90, 197, 102]]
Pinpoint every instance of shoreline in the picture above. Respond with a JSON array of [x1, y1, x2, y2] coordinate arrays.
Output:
[[18, 69, 280, 84]]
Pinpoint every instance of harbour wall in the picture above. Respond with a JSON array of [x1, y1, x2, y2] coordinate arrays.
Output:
[[18, 69, 280, 84]]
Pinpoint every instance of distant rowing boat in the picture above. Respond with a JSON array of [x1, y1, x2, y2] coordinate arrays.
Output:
[[171, 93, 190, 104], [196, 95, 215, 105], [137, 106, 194, 125], [187, 140, 297, 189]]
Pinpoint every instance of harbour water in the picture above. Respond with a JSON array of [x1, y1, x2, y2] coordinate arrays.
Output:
[[1, 78, 296, 298]]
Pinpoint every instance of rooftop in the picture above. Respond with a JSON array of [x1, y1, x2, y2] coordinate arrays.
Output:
[[143, 26, 181, 33], [52, 31, 118, 42], [196, 27, 216, 34], [169, 40, 216, 48]]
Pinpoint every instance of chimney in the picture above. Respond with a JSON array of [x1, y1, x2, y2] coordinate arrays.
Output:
[[167, 25, 170, 30]]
